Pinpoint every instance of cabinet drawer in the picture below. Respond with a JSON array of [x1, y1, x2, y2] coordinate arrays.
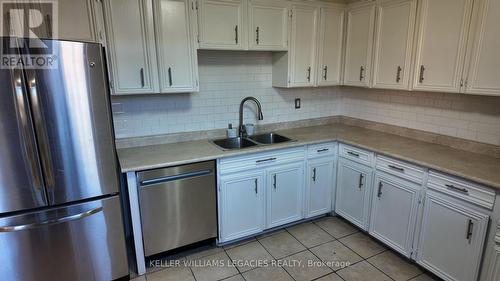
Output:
[[219, 146, 306, 174], [339, 143, 373, 166], [376, 155, 425, 184], [307, 142, 337, 159], [427, 171, 496, 210]]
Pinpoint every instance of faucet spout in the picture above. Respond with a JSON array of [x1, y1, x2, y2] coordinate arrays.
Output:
[[239, 97, 263, 138]]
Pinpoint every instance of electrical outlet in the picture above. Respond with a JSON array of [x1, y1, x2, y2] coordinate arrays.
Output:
[[295, 98, 301, 109]]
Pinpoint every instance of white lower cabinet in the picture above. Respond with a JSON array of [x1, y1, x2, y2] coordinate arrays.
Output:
[[267, 162, 304, 228], [335, 157, 373, 230], [369, 172, 421, 257], [219, 171, 265, 242], [306, 157, 334, 218], [416, 191, 489, 281]]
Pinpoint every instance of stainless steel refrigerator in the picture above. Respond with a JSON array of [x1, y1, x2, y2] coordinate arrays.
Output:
[[0, 38, 128, 281]]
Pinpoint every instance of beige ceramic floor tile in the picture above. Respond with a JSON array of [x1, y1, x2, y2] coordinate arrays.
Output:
[[256, 229, 286, 239], [287, 222, 335, 248], [410, 273, 442, 281], [190, 251, 238, 281], [147, 265, 195, 281], [130, 276, 147, 281], [281, 250, 332, 281], [315, 273, 344, 281], [226, 241, 274, 272], [339, 232, 386, 258], [221, 274, 245, 281], [259, 231, 306, 259], [337, 261, 391, 281], [314, 217, 359, 238], [368, 251, 422, 281], [309, 240, 363, 271], [242, 265, 294, 281], [185, 246, 224, 261], [223, 237, 257, 250]]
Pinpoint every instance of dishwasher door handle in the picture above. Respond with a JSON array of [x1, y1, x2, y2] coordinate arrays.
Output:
[[140, 169, 213, 186]]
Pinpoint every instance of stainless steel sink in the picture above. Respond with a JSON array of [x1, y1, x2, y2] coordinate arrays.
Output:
[[248, 133, 293, 145], [211, 137, 258, 150]]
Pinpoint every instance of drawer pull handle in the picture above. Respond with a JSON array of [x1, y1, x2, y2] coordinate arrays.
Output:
[[446, 184, 469, 194], [358, 174, 364, 189], [256, 157, 276, 163], [466, 219, 474, 242], [347, 151, 360, 157], [312, 168, 317, 182], [388, 165, 405, 172], [377, 182, 383, 198], [317, 148, 329, 153]]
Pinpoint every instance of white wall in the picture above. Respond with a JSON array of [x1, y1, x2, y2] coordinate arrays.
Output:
[[111, 51, 500, 146]]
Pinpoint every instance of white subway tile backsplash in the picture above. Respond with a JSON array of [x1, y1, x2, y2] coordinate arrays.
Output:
[[111, 51, 500, 146]]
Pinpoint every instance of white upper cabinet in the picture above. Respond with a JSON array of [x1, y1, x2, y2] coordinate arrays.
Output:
[[154, 0, 199, 93], [248, 0, 289, 51], [343, 1, 375, 87], [412, 0, 473, 92], [316, 5, 345, 86], [463, 0, 500, 96], [266, 163, 304, 228], [103, 0, 159, 94], [288, 4, 318, 87], [197, 0, 245, 50], [372, 0, 417, 90]]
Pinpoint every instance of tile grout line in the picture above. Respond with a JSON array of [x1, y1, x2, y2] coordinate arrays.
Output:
[[254, 237, 299, 281]]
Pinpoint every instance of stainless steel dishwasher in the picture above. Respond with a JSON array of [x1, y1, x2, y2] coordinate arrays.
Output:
[[138, 161, 217, 256]]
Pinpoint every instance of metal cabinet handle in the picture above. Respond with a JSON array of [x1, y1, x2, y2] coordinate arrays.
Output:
[[359, 66, 365, 81], [0, 207, 102, 232], [312, 168, 317, 182], [256, 27, 260, 44], [256, 157, 276, 163], [358, 174, 364, 189], [377, 182, 383, 198], [466, 219, 474, 241], [419, 65, 425, 83], [307, 67, 311, 82], [140, 68, 145, 87], [323, 66, 328, 80], [168, 67, 173, 86], [446, 184, 469, 194], [235, 25, 238, 44], [388, 165, 405, 173], [317, 148, 329, 153], [254, 179, 258, 194], [273, 174, 277, 189], [396, 66, 402, 83], [347, 151, 360, 157]]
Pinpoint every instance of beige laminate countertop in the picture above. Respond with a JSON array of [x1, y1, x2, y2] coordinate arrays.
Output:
[[117, 124, 500, 190]]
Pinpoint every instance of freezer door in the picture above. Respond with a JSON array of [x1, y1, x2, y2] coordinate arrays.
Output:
[[20, 40, 119, 205], [0, 47, 47, 213], [0, 195, 128, 281]]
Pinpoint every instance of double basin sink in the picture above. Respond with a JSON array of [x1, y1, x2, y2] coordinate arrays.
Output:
[[211, 133, 294, 150]]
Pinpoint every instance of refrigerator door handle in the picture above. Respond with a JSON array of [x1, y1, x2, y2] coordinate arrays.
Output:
[[12, 68, 44, 191], [0, 207, 103, 232], [25, 70, 55, 190]]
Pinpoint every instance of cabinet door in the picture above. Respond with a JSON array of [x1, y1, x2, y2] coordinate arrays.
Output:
[[198, 0, 244, 49], [316, 6, 344, 86], [103, 0, 158, 94], [154, 0, 198, 93], [219, 171, 265, 242], [343, 2, 375, 87], [248, 0, 288, 51], [412, 0, 473, 92], [267, 163, 304, 228], [417, 192, 489, 281], [463, 0, 500, 96], [335, 158, 373, 230], [372, 0, 417, 90], [369, 174, 420, 257], [306, 158, 334, 217], [289, 5, 318, 87]]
